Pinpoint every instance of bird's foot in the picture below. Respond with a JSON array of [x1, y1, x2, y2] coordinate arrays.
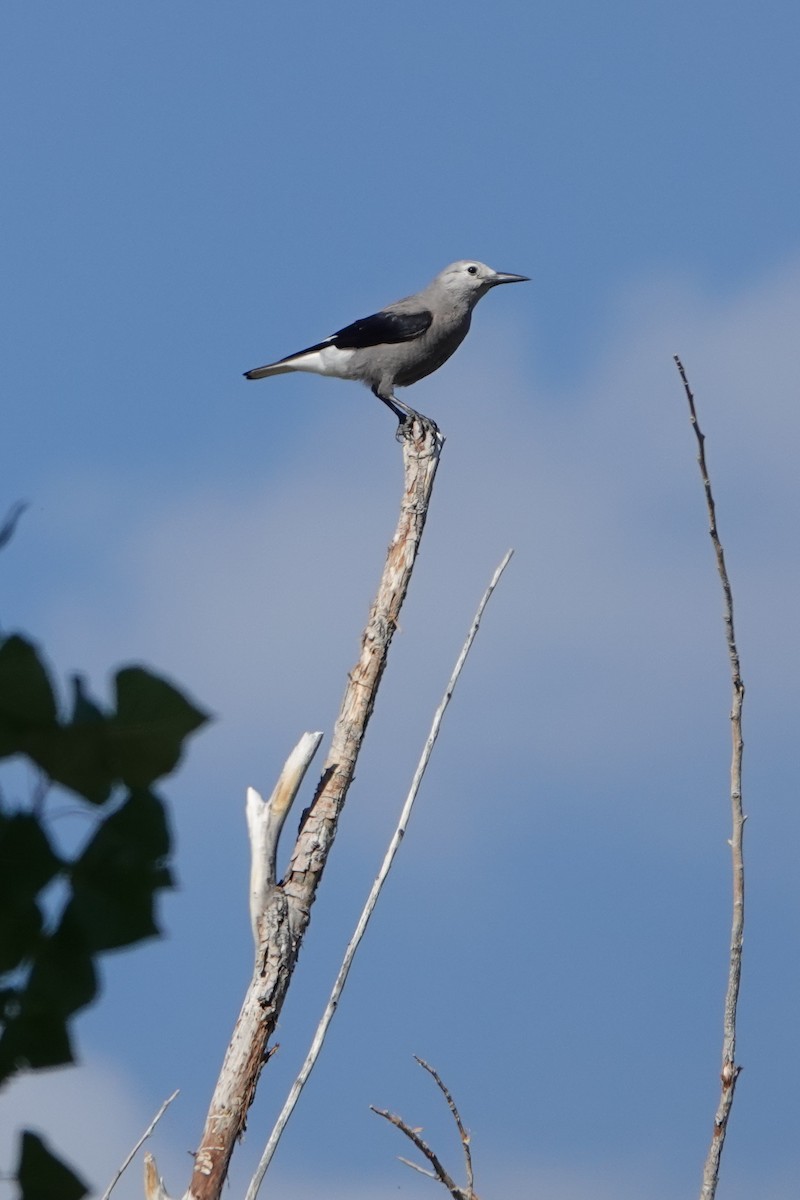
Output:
[[395, 408, 442, 449], [372, 388, 442, 448]]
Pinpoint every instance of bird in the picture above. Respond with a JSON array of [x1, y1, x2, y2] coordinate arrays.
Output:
[[244, 260, 529, 426]]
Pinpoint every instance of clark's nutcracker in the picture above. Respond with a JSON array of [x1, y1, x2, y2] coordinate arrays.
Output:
[[244, 260, 529, 425]]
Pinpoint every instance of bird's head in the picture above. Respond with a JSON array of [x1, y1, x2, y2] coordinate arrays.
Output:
[[435, 260, 530, 304]]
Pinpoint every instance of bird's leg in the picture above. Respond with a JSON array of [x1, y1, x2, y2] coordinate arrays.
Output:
[[372, 385, 414, 422], [372, 387, 439, 438]]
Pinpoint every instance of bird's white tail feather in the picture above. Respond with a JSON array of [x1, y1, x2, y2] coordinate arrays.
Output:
[[244, 361, 296, 380], [246, 346, 356, 381]]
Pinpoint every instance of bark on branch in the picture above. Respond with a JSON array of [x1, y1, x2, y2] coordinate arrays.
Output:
[[181, 419, 443, 1200]]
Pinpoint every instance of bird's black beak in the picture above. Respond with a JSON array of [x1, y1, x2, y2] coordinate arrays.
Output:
[[491, 272, 530, 285]]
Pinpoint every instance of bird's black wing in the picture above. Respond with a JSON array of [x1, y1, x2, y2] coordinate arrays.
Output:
[[331, 308, 433, 349]]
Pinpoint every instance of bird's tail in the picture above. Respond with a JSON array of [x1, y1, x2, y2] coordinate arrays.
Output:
[[243, 361, 296, 381]]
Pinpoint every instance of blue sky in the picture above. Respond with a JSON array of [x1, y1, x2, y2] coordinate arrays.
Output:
[[2, 3, 799, 1198]]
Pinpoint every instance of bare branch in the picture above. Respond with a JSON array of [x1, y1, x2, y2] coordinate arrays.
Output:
[[414, 1057, 474, 1194], [673, 356, 746, 1200], [247, 731, 323, 943], [186, 420, 442, 1200], [371, 1058, 479, 1200], [371, 1106, 469, 1200], [98, 1091, 178, 1200], [245, 551, 512, 1200]]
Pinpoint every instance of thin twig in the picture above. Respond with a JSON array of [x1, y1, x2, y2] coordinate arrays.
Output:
[[0, 500, 28, 550], [414, 1056, 474, 1194], [99, 1089, 179, 1200], [398, 1156, 439, 1180], [674, 356, 746, 1200], [371, 1105, 469, 1200], [245, 550, 513, 1200], [371, 1057, 479, 1200]]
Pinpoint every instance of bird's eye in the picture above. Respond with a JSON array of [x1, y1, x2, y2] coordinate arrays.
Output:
[[467, 265, 478, 275]]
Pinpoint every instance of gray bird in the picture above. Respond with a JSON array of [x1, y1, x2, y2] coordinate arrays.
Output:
[[244, 260, 529, 425]]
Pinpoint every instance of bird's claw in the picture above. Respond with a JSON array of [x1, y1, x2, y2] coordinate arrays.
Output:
[[395, 408, 441, 446]]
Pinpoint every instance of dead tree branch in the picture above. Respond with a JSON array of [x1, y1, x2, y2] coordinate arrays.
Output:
[[144, 1152, 175, 1200], [178, 419, 442, 1200], [371, 1057, 478, 1200], [673, 356, 746, 1200], [246, 732, 324, 943], [245, 552, 512, 1200]]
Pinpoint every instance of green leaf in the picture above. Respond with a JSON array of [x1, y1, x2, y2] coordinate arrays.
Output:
[[15, 1130, 88, 1200], [108, 667, 209, 787], [0, 1006, 73, 1081], [0, 813, 61, 901], [69, 790, 172, 951], [0, 907, 98, 1083], [0, 908, 95, 1082], [0, 814, 61, 972], [23, 909, 98, 1019], [0, 901, 43, 974], [25, 724, 114, 806], [0, 649, 208, 800], [0, 637, 58, 757], [69, 674, 107, 724]]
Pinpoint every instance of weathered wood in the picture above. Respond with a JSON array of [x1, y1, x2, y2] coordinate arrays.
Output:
[[247, 731, 323, 940], [184, 419, 442, 1200]]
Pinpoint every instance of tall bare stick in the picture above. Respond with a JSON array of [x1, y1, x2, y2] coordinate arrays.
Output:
[[179, 420, 442, 1200], [673, 357, 746, 1200], [245, 550, 513, 1200]]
